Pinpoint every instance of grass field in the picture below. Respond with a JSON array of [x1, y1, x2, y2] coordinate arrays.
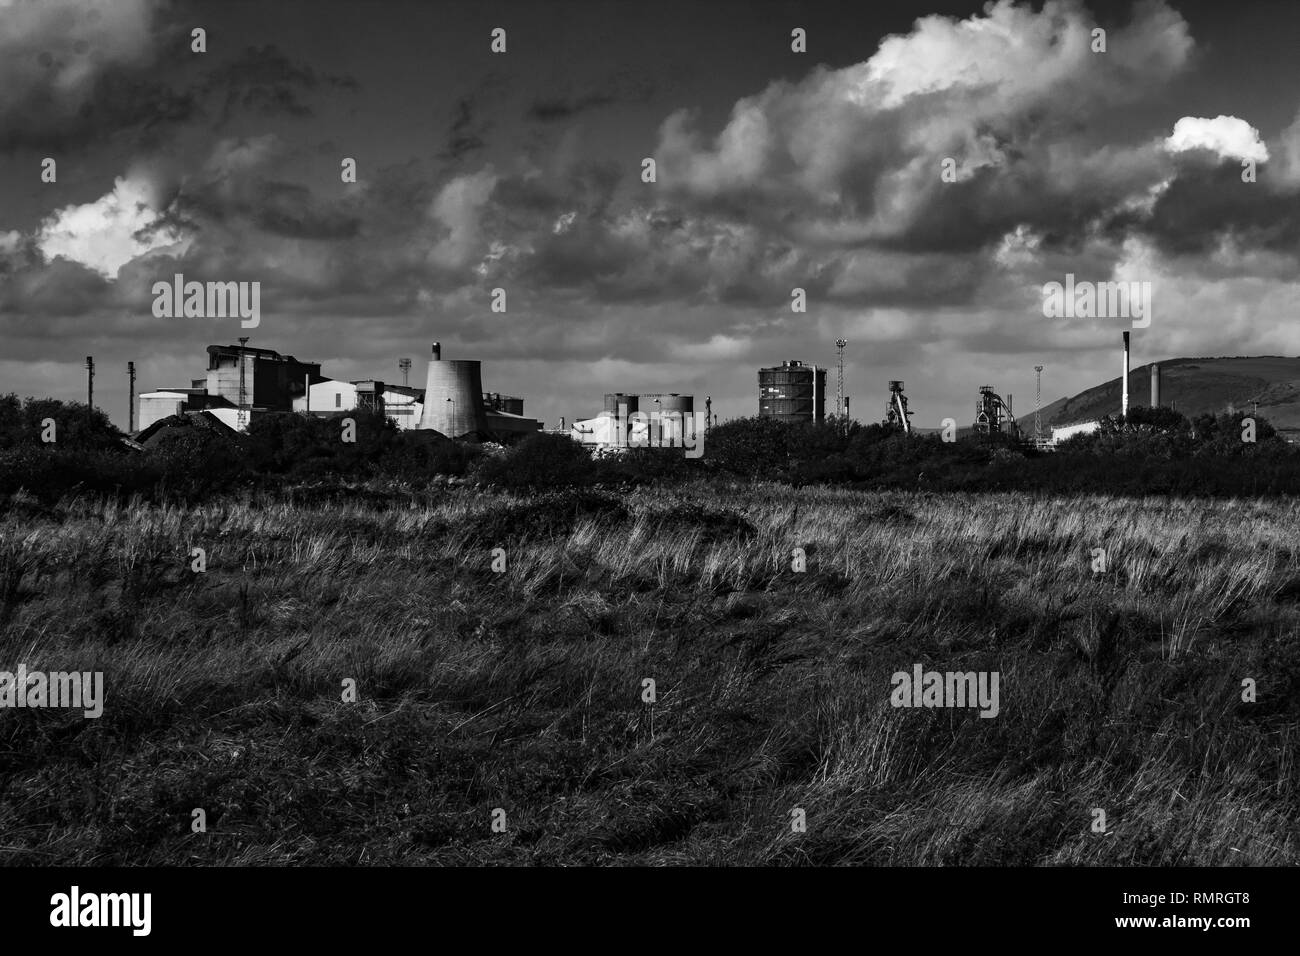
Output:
[[0, 483, 1296, 865]]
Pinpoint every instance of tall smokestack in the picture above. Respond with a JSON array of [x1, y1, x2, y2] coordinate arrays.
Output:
[[1151, 363, 1160, 408], [1121, 331, 1130, 418], [431, 342, 441, 362]]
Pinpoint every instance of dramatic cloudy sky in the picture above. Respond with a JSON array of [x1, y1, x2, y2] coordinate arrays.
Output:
[[1, 0, 1298, 429]]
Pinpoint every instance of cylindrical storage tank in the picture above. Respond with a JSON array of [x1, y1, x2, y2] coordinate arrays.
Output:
[[643, 394, 696, 445], [758, 362, 825, 423], [137, 393, 187, 431], [603, 393, 639, 415], [642, 394, 694, 414], [419, 355, 489, 437]]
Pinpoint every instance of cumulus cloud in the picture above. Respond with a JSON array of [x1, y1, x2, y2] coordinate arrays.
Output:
[[429, 169, 500, 271], [35, 173, 186, 278], [654, 0, 1193, 253], [1164, 115, 1269, 163]]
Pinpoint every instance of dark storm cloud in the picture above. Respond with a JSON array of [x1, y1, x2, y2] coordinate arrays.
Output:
[[526, 71, 654, 123], [1140, 158, 1300, 256], [442, 97, 488, 161], [202, 45, 359, 126], [0, 254, 110, 319], [527, 92, 618, 122], [0, 0, 357, 154], [252, 182, 362, 240], [0, 72, 202, 153], [438, 73, 506, 163]]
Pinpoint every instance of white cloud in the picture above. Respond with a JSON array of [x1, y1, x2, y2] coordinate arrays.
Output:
[[36, 174, 184, 278], [1164, 115, 1269, 163], [655, 0, 1193, 243], [429, 169, 498, 270]]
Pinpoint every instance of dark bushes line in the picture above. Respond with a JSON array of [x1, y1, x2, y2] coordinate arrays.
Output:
[[2, 393, 1298, 502]]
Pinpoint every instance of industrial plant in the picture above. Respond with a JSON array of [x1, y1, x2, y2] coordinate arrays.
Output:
[[571, 393, 699, 453], [118, 327, 1169, 456], [134, 341, 542, 442]]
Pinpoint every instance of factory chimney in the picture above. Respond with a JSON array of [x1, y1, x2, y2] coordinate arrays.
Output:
[[431, 342, 441, 361], [1151, 363, 1160, 408], [1121, 331, 1130, 418]]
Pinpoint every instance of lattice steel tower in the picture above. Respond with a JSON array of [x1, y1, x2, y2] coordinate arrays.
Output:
[[1034, 365, 1044, 441], [238, 337, 250, 429]]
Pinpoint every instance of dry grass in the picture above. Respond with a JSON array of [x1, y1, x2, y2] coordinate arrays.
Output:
[[0, 483, 1296, 865]]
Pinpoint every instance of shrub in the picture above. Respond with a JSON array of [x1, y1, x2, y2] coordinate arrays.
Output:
[[474, 432, 597, 489], [0, 394, 124, 451]]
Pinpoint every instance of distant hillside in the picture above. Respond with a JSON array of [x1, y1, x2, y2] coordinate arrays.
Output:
[[1037, 356, 1300, 439]]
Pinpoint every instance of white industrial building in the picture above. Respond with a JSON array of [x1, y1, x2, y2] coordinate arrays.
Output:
[[292, 379, 424, 430], [135, 341, 541, 441], [572, 393, 698, 453], [1051, 420, 1101, 443]]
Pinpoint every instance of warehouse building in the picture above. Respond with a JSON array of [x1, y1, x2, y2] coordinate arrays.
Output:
[[293, 380, 424, 430]]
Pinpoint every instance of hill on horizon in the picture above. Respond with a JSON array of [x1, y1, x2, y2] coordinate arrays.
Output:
[[1034, 356, 1300, 440]]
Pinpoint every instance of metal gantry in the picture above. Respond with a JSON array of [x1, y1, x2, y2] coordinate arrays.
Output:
[[237, 336, 250, 430], [1034, 365, 1044, 442]]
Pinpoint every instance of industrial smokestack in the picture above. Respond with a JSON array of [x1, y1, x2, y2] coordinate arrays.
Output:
[[1151, 363, 1160, 408], [1121, 331, 1130, 418], [431, 342, 442, 361], [127, 361, 136, 433]]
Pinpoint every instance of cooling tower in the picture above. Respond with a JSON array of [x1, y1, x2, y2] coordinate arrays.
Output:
[[1151, 363, 1160, 408], [419, 344, 489, 437]]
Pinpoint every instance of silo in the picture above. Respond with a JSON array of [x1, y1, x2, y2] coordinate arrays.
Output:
[[758, 360, 826, 423], [418, 342, 489, 437], [642, 393, 694, 414], [643, 394, 696, 446], [604, 393, 639, 415]]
